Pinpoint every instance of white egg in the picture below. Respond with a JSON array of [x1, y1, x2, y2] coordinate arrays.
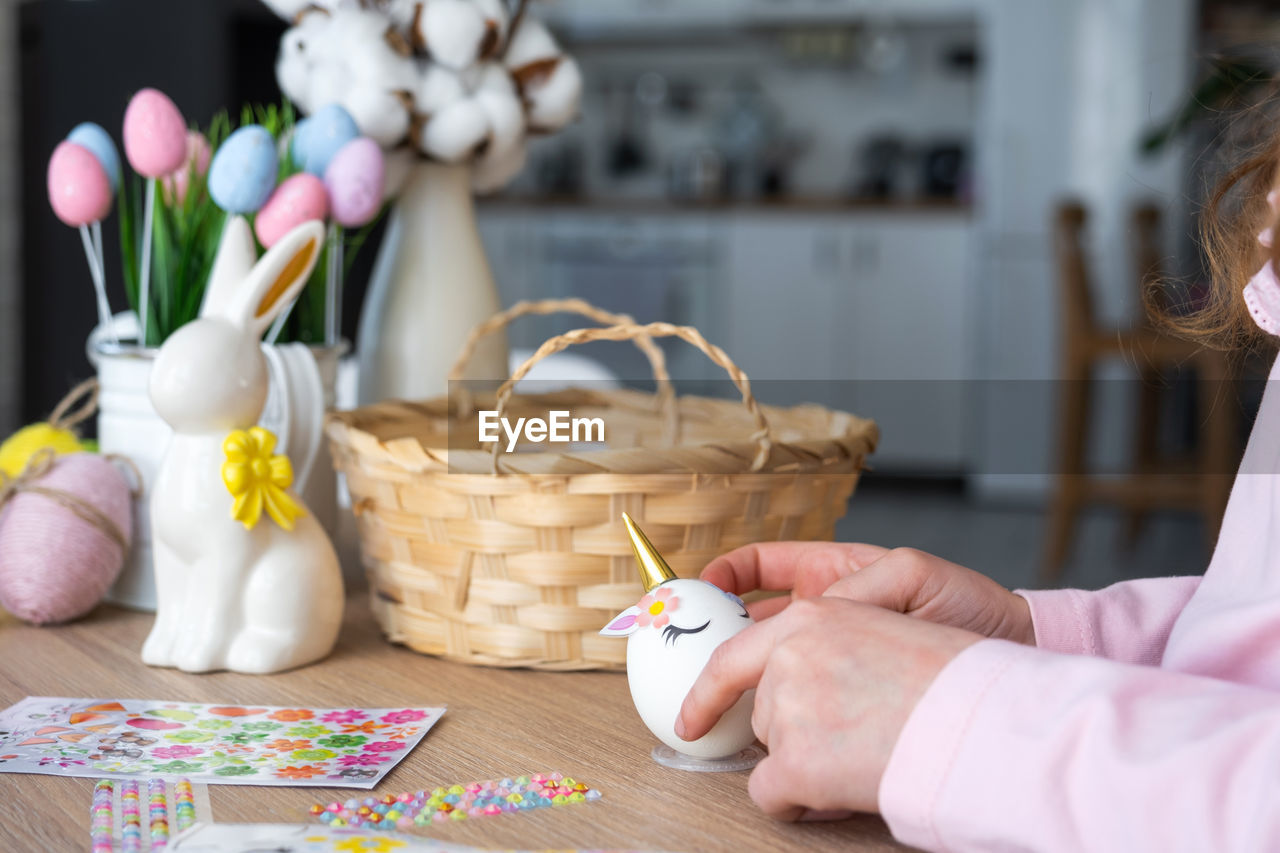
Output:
[[602, 578, 757, 760]]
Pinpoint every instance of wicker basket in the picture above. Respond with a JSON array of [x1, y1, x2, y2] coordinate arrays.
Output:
[[326, 299, 878, 670]]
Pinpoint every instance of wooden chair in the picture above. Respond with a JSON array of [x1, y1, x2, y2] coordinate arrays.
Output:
[[1040, 201, 1236, 583]]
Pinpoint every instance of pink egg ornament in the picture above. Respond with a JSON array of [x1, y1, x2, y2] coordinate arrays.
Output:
[[47, 141, 112, 227], [122, 88, 188, 178], [324, 137, 384, 228], [0, 454, 131, 625], [161, 131, 212, 205], [254, 173, 329, 248]]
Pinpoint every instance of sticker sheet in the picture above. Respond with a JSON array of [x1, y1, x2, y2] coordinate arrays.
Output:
[[0, 697, 444, 788], [168, 823, 658, 853]]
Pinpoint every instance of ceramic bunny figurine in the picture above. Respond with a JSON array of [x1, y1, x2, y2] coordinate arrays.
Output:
[[600, 513, 762, 770], [141, 216, 344, 674]]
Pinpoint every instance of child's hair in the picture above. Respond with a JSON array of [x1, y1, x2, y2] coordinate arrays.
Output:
[[1155, 125, 1280, 352]]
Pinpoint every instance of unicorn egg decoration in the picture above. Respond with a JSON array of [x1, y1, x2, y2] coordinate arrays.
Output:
[[601, 513, 764, 771], [141, 216, 344, 674]]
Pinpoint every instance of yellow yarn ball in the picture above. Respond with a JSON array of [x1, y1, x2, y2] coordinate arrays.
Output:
[[0, 423, 85, 478]]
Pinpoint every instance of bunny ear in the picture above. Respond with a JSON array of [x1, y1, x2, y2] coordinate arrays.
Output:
[[599, 605, 642, 637], [201, 216, 257, 319], [222, 220, 324, 338]]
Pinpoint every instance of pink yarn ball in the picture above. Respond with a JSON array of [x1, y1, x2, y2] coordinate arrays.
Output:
[[324, 138, 384, 228], [123, 88, 188, 178], [254, 173, 329, 248], [0, 455, 131, 624], [47, 141, 112, 227], [161, 131, 212, 205]]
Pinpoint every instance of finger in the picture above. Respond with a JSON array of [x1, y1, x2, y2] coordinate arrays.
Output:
[[676, 613, 800, 741], [746, 594, 791, 621], [822, 553, 920, 612], [747, 754, 805, 821], [701, 542, 890, 598]]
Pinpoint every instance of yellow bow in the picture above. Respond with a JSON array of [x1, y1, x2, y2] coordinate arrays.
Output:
[[221, 426, 304, 532]]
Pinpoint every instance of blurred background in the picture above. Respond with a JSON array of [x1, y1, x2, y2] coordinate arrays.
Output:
[[4, 0, 1275, 591]]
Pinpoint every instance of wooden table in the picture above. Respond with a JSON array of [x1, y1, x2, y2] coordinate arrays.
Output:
[[0, 595, 908, 852]]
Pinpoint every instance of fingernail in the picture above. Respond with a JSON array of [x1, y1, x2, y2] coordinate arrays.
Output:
[[673, 715, 687, 740], [799, 810, 853, 822]]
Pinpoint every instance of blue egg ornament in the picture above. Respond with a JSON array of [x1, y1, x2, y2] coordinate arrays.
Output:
[[208, 125, 278, 214], [67, 122, 121, 192], [297, 103, 359, 177]]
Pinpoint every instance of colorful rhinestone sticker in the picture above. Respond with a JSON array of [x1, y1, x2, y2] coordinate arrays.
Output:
[[90, 779, 113, 853], [309, 772, 602, 831], [0, 696, 444, 788]]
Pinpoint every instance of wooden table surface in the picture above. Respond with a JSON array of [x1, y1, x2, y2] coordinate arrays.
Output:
[[0, 594, 909, 852]]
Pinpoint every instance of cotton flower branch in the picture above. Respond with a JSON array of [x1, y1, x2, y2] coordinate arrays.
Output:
[[266, 0, 582, 193]]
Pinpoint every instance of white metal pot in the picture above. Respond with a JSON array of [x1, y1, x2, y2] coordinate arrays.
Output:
[[88, 321, 346, 611]]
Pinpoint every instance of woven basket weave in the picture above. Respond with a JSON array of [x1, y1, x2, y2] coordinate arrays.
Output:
[[326, 299, 878, 670]]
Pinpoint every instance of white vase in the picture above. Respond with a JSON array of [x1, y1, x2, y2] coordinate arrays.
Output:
[[357, 161, 508, 404], [89, 336, 347, 611]]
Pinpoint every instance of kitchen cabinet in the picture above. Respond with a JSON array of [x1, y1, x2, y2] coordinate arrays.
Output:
[[725, 211, 974, 471]]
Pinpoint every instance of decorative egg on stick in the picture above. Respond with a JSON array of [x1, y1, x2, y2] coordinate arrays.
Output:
[[122, 88, 188, 347], [322, 136, 384, 346], [161, 131, 212, 206], [254, 172, 329, 344], [600, 513, 764, 772], [47, 140, 116, 343]]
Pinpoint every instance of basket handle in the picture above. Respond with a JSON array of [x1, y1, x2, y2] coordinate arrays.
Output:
[[490, 322, 774, 473], [447, 298, 675, 419]]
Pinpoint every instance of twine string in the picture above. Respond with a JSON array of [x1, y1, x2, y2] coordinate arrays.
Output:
[[48, 378, 100, 433], [0, 448, 127, 552]]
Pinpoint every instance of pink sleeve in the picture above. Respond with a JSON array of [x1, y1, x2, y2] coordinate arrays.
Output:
[[880, 639, 1280, 852], [1016, 576, 1201, 664]]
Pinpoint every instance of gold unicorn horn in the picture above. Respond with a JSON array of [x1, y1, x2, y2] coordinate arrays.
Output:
[[622, 512, 677, 592]]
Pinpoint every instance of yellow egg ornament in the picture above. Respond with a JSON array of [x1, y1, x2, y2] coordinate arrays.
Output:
[[0, 423, 85, 478]]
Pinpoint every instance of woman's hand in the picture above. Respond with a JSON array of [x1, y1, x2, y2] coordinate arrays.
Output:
[[703, 542, 1034, 645], [676, 597, 981, 819]]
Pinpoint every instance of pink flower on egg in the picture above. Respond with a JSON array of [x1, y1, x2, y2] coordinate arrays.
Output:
[[379, 709, 427, 725], [635, 586, 678, 629]]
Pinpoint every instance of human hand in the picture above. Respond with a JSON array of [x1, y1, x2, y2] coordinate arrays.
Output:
[[676, 597, 981, 819], [703, 542, 1034, 645]]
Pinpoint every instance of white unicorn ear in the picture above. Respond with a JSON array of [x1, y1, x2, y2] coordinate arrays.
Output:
[[221, 220, 324, 339], [599, 605, 642, 638], [201, 216, 257, 320]]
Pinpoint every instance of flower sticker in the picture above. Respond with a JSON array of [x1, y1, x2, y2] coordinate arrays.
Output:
[[317, 734, 367, 749], [340, 721, 389, 735], [151, 745, 204, 760], [238, 721, 282, 732], [334, 838, 407, 853], [284, 723, 330, 738], [635, 586, 679, 629], [275, 764, 328, 780], [360, 741, 403, 753], [338, 753, 391, 767], [213, 764, 257, 777], [268, 709, 315, 723], [290, 747, 337, 762], [379, 709, 427, 725], [151, 760, 203, 774], [264, 739, 312, 752], [321, 709, 368, 725], [164, 730, 214, 744]]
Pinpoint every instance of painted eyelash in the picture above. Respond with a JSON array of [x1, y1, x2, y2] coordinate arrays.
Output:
[[662, 619, 710, 646]]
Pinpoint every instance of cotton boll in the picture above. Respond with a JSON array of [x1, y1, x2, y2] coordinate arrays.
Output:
[[471, 139, 527, 194], [503, 18, 561, 70], [379, 0, 420, 29], [307, 62, 354, 115], [475, 87, 524, 158], [349, 40, 418, 92], [419, 0, 488, 71], [525, 56, 583, 132], [415, 63, 466, 115], [474, 0, 510, 39], [419, 98, 489, 162], [276, 47, 314, 112], [344, 88, 412, 148], [472, 61, 516, 97], [261, 0, 332, 20]]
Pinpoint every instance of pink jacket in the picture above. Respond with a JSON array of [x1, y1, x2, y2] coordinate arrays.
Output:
[[879, 269, 1280, 851]]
